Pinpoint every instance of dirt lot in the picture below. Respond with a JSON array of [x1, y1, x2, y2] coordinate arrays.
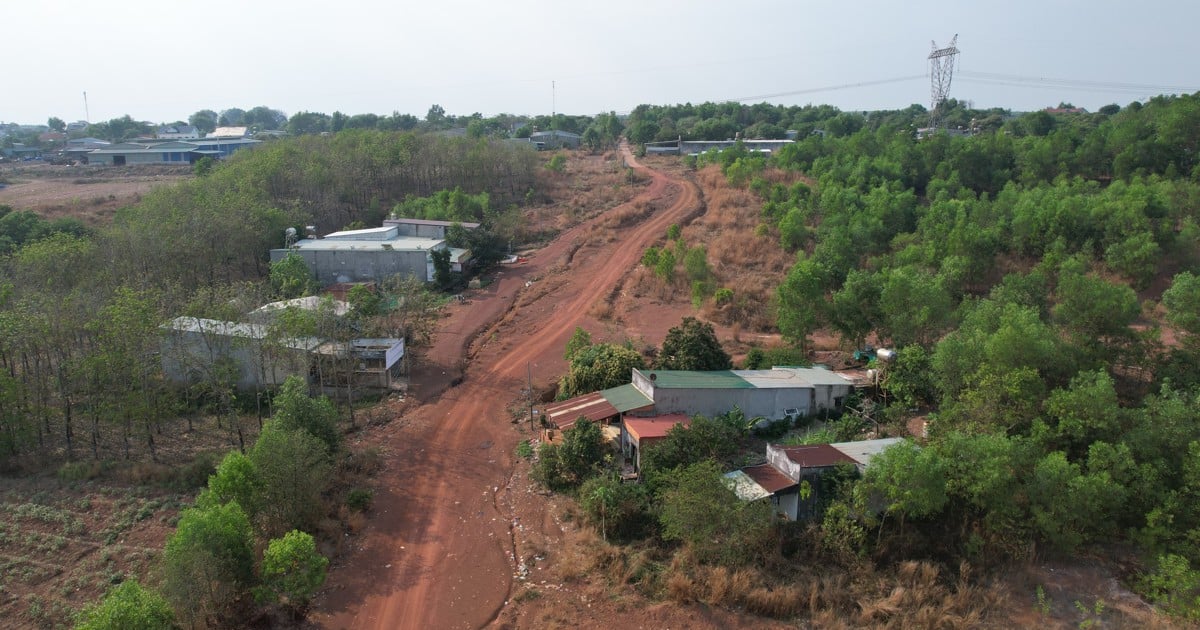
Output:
[[0, 163, 190, 223]]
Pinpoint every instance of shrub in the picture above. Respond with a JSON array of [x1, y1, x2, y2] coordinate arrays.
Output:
[[75, 579, 175, 630], [346, 488, 374, 512]]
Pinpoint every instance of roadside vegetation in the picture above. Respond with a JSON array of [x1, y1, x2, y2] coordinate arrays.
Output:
[[540, 94, 1200, 625]]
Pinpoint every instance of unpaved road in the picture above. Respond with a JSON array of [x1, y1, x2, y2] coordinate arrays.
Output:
[[311, 145, 700, 629]]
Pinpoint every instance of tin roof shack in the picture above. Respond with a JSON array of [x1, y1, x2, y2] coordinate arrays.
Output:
[[270, 225, 449, 286], [766, 443, 859, 520], [313, 338, 406, 391], [727, 438, 907, 520], [725, 463, 800, 520], [620, 414, 690, 473], [630, 367, 853, 422], [161, 317, 321, 390]]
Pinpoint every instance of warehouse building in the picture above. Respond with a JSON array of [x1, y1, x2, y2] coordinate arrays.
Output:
[[269, 224, 470, 286]]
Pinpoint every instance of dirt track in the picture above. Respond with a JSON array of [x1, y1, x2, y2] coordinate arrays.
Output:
[[311, 145, 699, 629]]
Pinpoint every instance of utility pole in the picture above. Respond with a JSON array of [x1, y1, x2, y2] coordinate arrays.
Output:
[[82, 91, 90, 123], [527, 362, 535, 430]]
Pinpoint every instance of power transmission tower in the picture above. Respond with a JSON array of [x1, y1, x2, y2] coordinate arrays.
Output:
[[928, 34, 959, 128]]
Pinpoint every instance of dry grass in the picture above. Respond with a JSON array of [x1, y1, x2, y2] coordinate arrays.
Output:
[[649, 555, 1010, 626], [623, 165, 792, 332]]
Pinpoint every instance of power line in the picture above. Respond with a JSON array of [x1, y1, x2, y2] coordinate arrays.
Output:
[[958, 71, 1197, 95], [722, 75, 928, 104]]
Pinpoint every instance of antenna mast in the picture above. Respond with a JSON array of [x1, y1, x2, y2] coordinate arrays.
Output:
[[83, 91, 90, 123], [927, 34, 959, 128]]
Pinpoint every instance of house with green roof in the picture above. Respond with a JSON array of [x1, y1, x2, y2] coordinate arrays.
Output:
[[631, 366, 853, 421]]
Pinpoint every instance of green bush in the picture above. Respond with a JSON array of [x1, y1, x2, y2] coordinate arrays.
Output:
[[346, 488, 374, 512]]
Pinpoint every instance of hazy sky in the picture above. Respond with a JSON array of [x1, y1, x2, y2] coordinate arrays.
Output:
[[5, 1, 1198, 125]]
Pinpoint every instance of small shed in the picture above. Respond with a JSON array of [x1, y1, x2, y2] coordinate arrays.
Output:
[[620, 414, 690, 473]]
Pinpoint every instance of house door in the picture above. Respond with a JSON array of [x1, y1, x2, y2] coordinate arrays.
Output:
[[112, 155, 126, 166]]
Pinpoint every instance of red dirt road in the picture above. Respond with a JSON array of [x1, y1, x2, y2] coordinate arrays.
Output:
[[311, 145, 700, 629]]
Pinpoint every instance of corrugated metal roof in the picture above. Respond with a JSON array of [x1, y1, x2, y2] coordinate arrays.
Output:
[[599, 383, 653, 412], [724, 470, 771, 502], [324, 226, 399, 240], [742, 463, 798, 494], [163, 316, 322, 351], [829, 438, 905, 468], [544, 393, 618, 429], [288, 236, 444, 252], [384, 218, 482, 229], [783, 367, 854, 387], [733, 368, 813, 389], [777, 444, 858, 469], [637, 370, 753, 389], [624, 414, 689, 441], [251, 296, 350, 317]]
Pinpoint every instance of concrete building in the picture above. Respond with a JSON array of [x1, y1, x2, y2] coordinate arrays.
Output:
[[313, 338, 406, 390], [726, 438, 906, 520], [271, 224, 470, 286], [383, 217, 481, 240], [630, 367, 853, 421], [529, 130, 582, 149], [160, 316, 321, 390], [85, 137, 260, 165]]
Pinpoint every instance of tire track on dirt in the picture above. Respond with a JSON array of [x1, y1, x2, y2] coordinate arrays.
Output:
[[311, 144, 698, 629]]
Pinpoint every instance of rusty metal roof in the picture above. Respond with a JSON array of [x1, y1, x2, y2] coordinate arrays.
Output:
[[623, 414, 690, 441], [544, 393, 618, 430], [741, 463, 798, 494], [777, 443, 858, 469]]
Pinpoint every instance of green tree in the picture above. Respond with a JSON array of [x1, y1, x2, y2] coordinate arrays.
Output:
[[197, 451, 262, 518], [558, 343, 644, 399], [776, 255, 827, 350], [258, 530, 328, 609], [250, 421, 333, 535], [270, 376, 340, 454], [1053, 268, 1139, 341], [1164, 272, 1200, 338], [654, 317, 731, 371], [193, 156, 215, 177], [657, 461, 776, 566], [189, 109, 218, 134], [47, 116, 66, 132], [431, 247, 453, 288], [269, 252, 314, 299], [533, 419, 606, 490], [863, 440, 947, 522], [641, 412, 746, 473], [558, 418, 606, 484], [878, 265, 954, 348], [563, 326, 592, 361], [161, 502, 256, 626], [74, 579, 175, 630]]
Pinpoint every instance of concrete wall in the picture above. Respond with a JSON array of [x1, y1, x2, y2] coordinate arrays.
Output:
[[650, 387, 812, 421], [390, 223, 448, 239], [812, 383, 852, 411], [270, 248, 431, 286], [161, 329, 308, 390]]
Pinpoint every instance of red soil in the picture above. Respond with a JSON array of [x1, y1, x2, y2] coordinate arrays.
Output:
[[310, 144, 705, 629]]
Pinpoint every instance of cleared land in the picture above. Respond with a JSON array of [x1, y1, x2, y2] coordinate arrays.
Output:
[[0, 164, 190, 223]]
